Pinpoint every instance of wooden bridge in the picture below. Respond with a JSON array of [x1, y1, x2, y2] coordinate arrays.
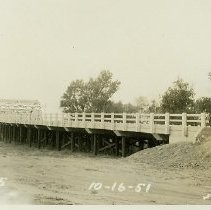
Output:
[[0, 111, 209, 157]]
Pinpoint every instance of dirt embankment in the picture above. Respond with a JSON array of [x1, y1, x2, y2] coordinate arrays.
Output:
[[128, 138, 211, 170]]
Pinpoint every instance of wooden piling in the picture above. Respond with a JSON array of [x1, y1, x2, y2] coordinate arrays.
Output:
[[19, 126, 22, 143], [122, 136, 126, 157], [71, 132, 74, 152], [56, 130, 61, 151], [37, 129, 41, 149], [115, 137, 119, 156], [27, 127, 32, 147], [93, 134, 98, 155]]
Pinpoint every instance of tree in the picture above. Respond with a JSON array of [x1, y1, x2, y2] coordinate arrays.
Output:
[[135, 96, 149, 113], [60, 70, 121, 113], [194, 97, 211, 113], [86, 71, 121, 112], [160, 78, 195, 113], [60, 80, 89, 113], [148, 99, 161, 113]]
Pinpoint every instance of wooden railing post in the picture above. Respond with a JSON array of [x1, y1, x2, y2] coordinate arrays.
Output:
[[150, 113, 154, 133], [182, 113, 187, 136], [136, 113, 140, 132], [111, 113, 114, 130], [82, 112, 86, 127], [165, 113, 170, 134], [55, 113, 59, 126], [123, 112, 127, 131], [91, 113, 95, 128], [61, 112, 65, 127], [201, 112, 206, 128], [74, 113, 78, 122], [101, 112, 104, 129], [49, 113, 52, 126]]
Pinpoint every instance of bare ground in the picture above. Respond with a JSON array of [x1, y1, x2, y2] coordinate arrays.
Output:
[[0, 141, 211, 205]]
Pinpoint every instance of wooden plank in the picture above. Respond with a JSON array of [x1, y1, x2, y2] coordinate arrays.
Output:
[[61, 140, 72, 149], [98, 143, 116, 152]]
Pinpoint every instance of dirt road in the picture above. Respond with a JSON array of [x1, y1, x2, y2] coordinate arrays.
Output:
[[0, 141, 210, 204]]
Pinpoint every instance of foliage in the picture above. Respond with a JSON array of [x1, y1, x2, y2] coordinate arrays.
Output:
[[60, 70, 121, 113], [194, 97, 211, 113], [160, 78, 195, 113]]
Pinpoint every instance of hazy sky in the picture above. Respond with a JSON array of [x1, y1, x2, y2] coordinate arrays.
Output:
[[0, 0, 211, 112]]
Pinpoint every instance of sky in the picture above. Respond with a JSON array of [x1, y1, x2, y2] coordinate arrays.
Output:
[[0, 0, 211, 112]]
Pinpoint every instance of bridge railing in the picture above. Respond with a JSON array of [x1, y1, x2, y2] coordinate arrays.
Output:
[[0, 111, 209, 129]]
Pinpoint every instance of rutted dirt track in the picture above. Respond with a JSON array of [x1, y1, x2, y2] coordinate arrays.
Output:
[[0, 141, 211, 205]]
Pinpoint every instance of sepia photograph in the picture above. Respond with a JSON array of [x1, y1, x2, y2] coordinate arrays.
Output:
[[0, 0, 211, 208]]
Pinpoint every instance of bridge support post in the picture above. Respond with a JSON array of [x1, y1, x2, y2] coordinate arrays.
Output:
[[122, 136, 126, 157], [9, 125, 12, 143], [27, 127, 32, 147], [70, 132, 74, 152], [37, 129, 41, 149], [93, 134, 98, 155], [115, 137, 119, 156], [56, 130, 61, 151], [19, 126, 23, 143]]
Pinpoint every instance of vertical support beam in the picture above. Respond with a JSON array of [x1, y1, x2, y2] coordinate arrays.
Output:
[[182, 113, 187, 136], [56, 130, 61, 151], [3, 125, 5, 142], [27, 127, 32, 147], [62, 132, 66, 148], [87, 135, 92, 152], [93, 134, 98, 155], [43, 130, 47, 147], [37, 129, 41, 149], [201, 113, 206, 128], [122, 136, 126, 157], [19, 126, 23, 143], [71, 132, 74, 152], [165, 113, 170, 134], [5, 125, 8, 143], [9, 125, 12, 143], [79, 133, 84, 151], [115, 137, 119, 156], [13, 126, 16, 144]]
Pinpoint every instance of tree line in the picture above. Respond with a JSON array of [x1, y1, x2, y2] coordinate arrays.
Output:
[[60, 70, 211, 114]]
